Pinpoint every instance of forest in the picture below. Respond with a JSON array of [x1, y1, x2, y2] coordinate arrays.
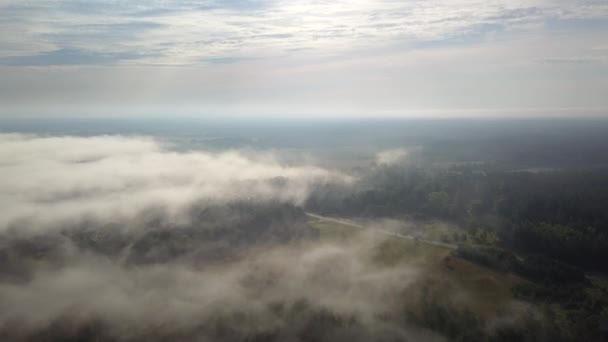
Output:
[[2, 125, 608, 341], [306, 164, 608, 340]]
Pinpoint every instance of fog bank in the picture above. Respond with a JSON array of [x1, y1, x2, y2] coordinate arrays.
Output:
[[0, 134, 350, 232]]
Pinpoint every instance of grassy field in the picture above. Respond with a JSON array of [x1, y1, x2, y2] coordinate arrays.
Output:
[[309, 220, 361, 241], [309, 218, 524, 319]]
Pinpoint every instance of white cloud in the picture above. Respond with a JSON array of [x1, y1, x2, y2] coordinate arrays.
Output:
[[376, 148, 411, 166], [0, 233, 452, 341], [1, 0, 607, 64], [1, 1, 607, 116], [0, 134, 351, 231]]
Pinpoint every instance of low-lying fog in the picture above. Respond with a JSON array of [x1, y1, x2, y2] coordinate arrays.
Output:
[[0, 134, 351, 232], [0, 133, 534, 341]]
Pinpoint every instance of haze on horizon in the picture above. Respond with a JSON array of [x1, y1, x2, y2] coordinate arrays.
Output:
[[1, 0, 607, 118]]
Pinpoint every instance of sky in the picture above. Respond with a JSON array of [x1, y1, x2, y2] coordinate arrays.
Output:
[[0, 0, 607, 118]]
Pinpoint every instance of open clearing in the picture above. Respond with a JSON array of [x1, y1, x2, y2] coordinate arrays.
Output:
[[309, 217, 524, 318]]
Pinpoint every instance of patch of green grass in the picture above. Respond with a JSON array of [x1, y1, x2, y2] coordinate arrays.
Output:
[[309, 221, 358, 241], [443, 256, 523, 315], [309, 217, 523, 319], [373, 237, 449, 266], [373, 234, 523, 317]]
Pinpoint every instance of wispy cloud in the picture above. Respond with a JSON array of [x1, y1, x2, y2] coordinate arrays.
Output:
[[1, 0, 607, 66], [0, 134, 351, 231], [0, 48, 158, 66], [1, 1, 607, 116], [538, 56, 607, 65]]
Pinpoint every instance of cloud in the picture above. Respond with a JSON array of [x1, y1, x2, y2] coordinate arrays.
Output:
[[0, 208, 532, 341], [376, 148, 411, 166], [0, 134, 351, 232], [538, 56, 607, 64], [0, 48, 157, 66], [0, 132, 543, 340], [1, 1, 607, 116], [0, 232, 450, 341], [1, 0, 608, 65]]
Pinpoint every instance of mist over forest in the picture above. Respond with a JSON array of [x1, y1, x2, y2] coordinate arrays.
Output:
[[0, 119, 607, 341], [3, 0, 608, 339]]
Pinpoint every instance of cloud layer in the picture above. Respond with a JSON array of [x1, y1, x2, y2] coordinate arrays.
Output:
[[0, 134, 437, 340], [1, 1, 607, 118], [1, 0, 607, 65], [0, 238, 429, 339], [0, 133, 349, 232], [0, 132, 541, 341]]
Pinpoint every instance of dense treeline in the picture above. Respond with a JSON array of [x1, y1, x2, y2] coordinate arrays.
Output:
[[407, 298, 572, 342], [306, 166, 608, 272], [307, 165, 608, 340], [454, 246, 587, 285]]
